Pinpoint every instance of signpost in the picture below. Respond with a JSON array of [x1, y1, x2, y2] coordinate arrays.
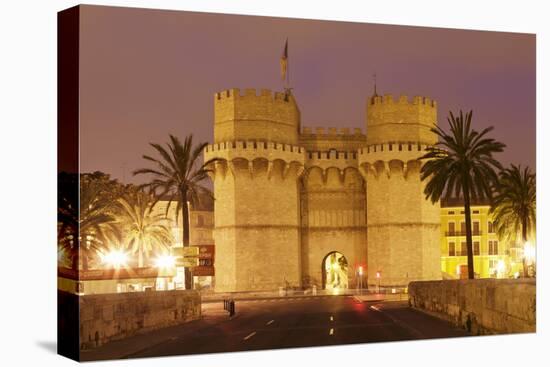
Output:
[[195, 245, 215, 276], [172, 245, 215, 276]]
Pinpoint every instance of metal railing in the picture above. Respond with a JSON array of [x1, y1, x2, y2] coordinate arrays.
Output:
[[445, 231, 482, 236]]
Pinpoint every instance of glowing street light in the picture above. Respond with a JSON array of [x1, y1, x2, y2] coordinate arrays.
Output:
[[497, 260, 506, 278], [155, 254, 176, 269], [524, 241, 536, 263], [524, 241, 536, 277], [102, 250, 128, 268]]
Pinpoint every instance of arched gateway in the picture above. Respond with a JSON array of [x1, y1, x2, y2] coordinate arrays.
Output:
[[322, 252, 349, 290]]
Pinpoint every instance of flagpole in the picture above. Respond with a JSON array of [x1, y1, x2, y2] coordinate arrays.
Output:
[[286, 39, 290, 90]]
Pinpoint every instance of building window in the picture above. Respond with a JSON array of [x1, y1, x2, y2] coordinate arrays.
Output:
[[473, 221, 480, 235], [197, 215, 204, 226], [460, 241, 467, 256], [474, 241, 480, 256], [448, 222, 455, 235], [460, 222, 466, 234], [488, 221, 494, 233], [448, 242, 455, 256], [473, 210, 480, 214], [448, 211, 455, 215], [489, 240, 499, 255]]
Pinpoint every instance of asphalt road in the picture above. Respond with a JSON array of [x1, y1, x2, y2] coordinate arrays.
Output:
[[121, 296, 469, 359]]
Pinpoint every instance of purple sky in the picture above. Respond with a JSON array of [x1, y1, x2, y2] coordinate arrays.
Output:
[[79, 5, 535, 184]]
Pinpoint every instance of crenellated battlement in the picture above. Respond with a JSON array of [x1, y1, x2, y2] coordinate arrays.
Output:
[[301, 127, 364, 137], [366, 93, 438, 146], [214, 88, 295, 103], [299, 127, 366, 152], [205, 140, 304, 154], [358, 142, 429, 155], [369, 94, 437, 108], [214, 88, 301, 145]]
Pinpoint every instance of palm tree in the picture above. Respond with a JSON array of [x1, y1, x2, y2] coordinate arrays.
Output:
[[490, 165, 536, 277], [115, 190, 173, 268], [58, 172, 120, 270], [133, 134, 215, 289], [420, 110, 505, 279]]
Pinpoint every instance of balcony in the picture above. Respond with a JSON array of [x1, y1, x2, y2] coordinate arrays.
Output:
[[445, 231, 482, 237]]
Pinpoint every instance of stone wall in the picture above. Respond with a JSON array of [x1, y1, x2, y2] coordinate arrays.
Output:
[[408, 279, 536, 335], [76, 290, 201, 349]]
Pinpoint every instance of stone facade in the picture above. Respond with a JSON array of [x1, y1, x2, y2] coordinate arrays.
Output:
[[408, 279, 536, 334], [204, 88, 442, 292]]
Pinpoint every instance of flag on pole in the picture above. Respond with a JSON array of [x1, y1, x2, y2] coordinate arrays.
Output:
[[280, 38, 288, 83]]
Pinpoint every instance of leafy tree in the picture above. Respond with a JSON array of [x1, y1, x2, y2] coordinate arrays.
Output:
[[491, 165, 536, 277], [420, 110, 505, 279], [115, 190, 174, 268], [134, 134, 215, 289], [58, 172, 121, 270]]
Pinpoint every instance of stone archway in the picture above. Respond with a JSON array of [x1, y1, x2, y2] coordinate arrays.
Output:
[[321, 252, 349, 290]]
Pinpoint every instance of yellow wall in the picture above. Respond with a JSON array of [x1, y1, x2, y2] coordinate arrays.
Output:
[[440, 205, 524, 279]]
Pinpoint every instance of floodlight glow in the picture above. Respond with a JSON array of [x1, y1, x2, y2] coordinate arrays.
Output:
[[155, 255, 176, 268], [103, 250, 128, 268], [497, 260, 505, 274], [358, 266, 363, 276], [524, 241, 536, 262]]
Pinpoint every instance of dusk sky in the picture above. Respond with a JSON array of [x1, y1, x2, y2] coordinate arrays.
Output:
[[79, 5, 536, 184]]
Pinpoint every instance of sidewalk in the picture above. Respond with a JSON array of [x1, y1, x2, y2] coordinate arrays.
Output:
[[352, 293, 409, 303]]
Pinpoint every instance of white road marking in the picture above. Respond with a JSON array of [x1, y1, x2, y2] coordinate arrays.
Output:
[[329, 328, 334, 335], [330, 316, 334, 321], [266, 320, 274, 325], [370, 305, 381, 312], [243, 332, 257, 341]]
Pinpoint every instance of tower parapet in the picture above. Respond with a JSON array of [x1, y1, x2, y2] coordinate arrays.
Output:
[[366, 94, 437, 146], [214, 88, 301, 145], [300, 126, 366, 152]]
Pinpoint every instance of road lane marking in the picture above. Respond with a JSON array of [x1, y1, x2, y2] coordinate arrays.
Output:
[[243, 332, 257, 341], [266, 320, 274, 325], [370, 305, 381, 312], [330, 316, 334, 321], [329, 328, 334, 335]]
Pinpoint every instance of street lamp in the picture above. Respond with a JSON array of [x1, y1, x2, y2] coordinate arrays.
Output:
[[357, 266, 363, 295], [376, 271, 381, 294], [155, 254, 176, 269], [496, 260, 505, 278], [102, 250, 128, 269], [524, 241, 536, 277]]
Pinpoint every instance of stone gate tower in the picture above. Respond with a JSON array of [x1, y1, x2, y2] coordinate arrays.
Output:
[[204, 88, 305, 292], [205, 88, 442, 292], [358, 94, 441, 286]]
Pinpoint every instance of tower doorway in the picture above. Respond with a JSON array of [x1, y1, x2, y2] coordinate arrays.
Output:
[[322, 252, 349, 290]]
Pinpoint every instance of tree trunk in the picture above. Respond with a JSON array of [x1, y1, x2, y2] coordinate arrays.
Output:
[[181, 189, 193, 290], [463, 179, 475, 280], [138, 247, 144, 268], [521, 216, 529, 278]]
